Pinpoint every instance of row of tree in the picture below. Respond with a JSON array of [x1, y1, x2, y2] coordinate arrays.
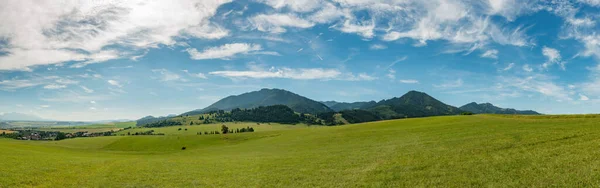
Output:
[[196, 125, 255, 135]]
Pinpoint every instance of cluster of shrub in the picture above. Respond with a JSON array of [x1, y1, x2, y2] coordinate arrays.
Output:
[[123, 130, 164, 136], [143, 120, 183, 128], [196, 125, 255, 135]]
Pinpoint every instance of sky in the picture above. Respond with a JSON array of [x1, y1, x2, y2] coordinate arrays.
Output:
[[0, 0, 600, 121]]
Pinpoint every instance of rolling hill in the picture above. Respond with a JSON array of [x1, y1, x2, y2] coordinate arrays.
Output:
[[460, 102, 541, 115], [2, 114, 600, 187], [183, 88, 332, 115]]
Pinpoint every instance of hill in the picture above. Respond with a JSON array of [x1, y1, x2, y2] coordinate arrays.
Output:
[[2, 115, 600, 186], [183, 88, 332, 115], [460, 102, 541, 115], [363, 90, 464, 119]]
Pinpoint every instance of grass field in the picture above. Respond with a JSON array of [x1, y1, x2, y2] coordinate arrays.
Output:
[[29, 122, 136, 133], [1, 115, 600, 187]]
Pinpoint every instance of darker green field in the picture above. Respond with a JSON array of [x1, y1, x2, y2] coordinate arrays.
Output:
[[1, 115, 600, 187]]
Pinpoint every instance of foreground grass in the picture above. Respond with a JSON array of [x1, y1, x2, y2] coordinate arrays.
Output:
[[1, 115, 600, 187]]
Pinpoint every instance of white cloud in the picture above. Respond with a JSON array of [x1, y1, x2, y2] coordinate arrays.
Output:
[[249, 13, 315, 33], [370, 44, 387, 50], [481, 49, 499, 59], [386, 69, 396, 80], [502, 63, 515, 71], [542, 46, 565, 70], [400, 79, 419, 84], [186, 43, 262, 60], [40, 105, 50, 108], [43, 84, 67, 90], [258, 0, 323, 12], [499, 74, 572, 101], [80, 86, 94, 93], [210, 67, 376, 81], [210, 67, 340, 80], [0, 75, 78, 91], [0, 0, 232, 71], [152, 69, 185, 82], [579, 94, 590, 101], [107, 80, 122, 88], [182, 70, 208, 79], [90, 100, 96, 104], [335, 19, 376, 38], [308, 2, 345, 24], [523, 64, 533, 72]]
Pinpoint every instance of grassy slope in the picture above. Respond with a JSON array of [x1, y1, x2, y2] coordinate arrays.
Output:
[[1, 115, 600, 187]]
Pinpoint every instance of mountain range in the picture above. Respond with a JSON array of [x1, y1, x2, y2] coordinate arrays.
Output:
[[459, 102, 540, 115], [140, 88, 540, 125]]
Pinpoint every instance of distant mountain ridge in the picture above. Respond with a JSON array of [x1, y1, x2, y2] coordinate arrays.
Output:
[[363, 91, 464, 119], [183, 88, 332, 115], [459, 102, 541, 115], [138, 89, 541, 126], [322, 101, 377, 112]]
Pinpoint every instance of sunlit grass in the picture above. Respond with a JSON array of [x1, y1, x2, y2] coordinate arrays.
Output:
[[1, 115, 600, 187]]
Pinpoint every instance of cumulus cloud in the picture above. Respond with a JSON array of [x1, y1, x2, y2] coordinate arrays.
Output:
[[249, 13, 315, 33], [186, 43, 262, 60], [0, 0, 232, 70]]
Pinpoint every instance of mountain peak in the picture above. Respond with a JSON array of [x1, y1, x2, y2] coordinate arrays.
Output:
[[183, 88, 333, 115], [459, 102, 540, 115]]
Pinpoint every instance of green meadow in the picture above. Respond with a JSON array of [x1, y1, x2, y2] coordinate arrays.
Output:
[[2, 115, 600, 187]]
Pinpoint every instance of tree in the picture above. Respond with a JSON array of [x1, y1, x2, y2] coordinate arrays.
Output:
[[190, 121, 194, 125], [184, 128, 188, 131], [178, 128, 182, 131], [55, 132, 67, 140], [127, 132, 131, 136], [221, 125, 229, 134]]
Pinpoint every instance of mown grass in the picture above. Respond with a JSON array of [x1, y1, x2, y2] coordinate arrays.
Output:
[[1, 115, 600, 187]]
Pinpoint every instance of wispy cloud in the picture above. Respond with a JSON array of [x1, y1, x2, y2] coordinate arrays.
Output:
[[107, 80, 123, 88], [481, 49, 499, 59], [434, 79, 464, 88], [542, 46, 565, 70], [186, 43, 263, 60], [370, 44, 388, 50], [209, 67, 376, 81], [400, 79, 420, 84], [152, 69, 185, 82]]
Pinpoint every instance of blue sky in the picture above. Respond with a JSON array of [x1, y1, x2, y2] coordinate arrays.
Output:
[[1, 0, 600, 121]]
